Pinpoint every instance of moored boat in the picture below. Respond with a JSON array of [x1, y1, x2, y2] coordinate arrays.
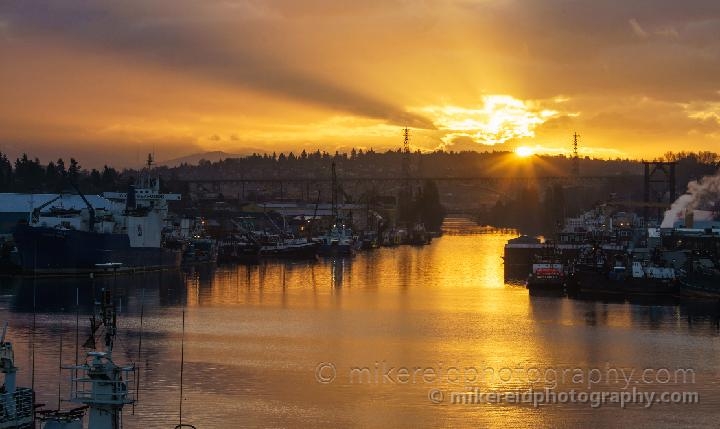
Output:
[[526, 260, 565, 294], [316, 224, 355, 257]]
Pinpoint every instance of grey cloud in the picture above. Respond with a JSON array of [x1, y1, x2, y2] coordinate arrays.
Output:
[[459, 0, 720, 101], [1, 0, 435, 129]]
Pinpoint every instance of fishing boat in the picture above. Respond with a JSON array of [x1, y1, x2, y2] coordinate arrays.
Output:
[[315, 161, 356, 256], [316, 224, 355, 256]]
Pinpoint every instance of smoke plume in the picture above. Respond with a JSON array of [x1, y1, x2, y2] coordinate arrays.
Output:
[[661, 170, 720, 228]]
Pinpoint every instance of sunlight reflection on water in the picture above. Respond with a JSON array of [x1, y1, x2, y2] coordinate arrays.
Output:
[[1, 233, 719, 428]]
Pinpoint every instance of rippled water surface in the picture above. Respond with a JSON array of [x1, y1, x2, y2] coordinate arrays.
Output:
[[1, 232, 719, 428]]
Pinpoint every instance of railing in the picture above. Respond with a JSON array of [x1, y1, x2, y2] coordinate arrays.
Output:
[[67, 366, 136, 406], [0, 387, 34, 429]]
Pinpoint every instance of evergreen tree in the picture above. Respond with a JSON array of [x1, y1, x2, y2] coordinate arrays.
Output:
[[14, 154, 44, 191], [0, 152, 12, 191], [56, 158, 66, 178], [101, 165, 118, 189], [68, 158, 81, 183], [417, 180, 445, 232]]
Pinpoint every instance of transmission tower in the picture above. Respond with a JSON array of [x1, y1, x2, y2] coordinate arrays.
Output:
[[571, 132, 580, 178], [399, 127, 412, 225]]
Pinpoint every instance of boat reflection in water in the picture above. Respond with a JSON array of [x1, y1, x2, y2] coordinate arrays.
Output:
[[0, 232, 719, 428]]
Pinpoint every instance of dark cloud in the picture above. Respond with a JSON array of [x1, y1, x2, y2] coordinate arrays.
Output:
[[2, 0, 720, 159], [459, 0, 720, 101], [1, 0, 434, 129]]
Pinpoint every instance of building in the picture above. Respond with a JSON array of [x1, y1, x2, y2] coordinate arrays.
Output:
[[0, 193, 115, 236]]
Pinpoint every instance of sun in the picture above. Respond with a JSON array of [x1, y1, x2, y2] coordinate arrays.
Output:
[[515, 146, 534, 157]]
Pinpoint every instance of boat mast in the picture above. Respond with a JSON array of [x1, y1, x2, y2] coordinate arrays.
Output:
[[331, 161, 339, 222]]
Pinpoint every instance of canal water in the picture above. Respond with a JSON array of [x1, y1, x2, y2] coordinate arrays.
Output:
[[1, 230, 719, 428]]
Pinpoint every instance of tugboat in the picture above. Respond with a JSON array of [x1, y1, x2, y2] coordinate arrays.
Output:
[[525, 244, 566, 295], [526, 258, 566, 294]]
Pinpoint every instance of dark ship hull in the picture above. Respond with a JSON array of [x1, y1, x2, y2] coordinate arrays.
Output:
[[13, 225, 181, 274], [317, 243, 354, 257], [260, 242, 319, 259], [567, 268, 677, 301]]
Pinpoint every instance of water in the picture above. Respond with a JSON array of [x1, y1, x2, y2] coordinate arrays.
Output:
[[1, 233, 719, 428]]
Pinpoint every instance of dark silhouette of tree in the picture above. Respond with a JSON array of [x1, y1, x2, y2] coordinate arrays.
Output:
[[68, 158, 81, 183], [101, 165, 118, 189], [416, 180, 445, 232], [14, 154, 44, 191], [0, 152, 12, 191], [90, 168, 102, 190]]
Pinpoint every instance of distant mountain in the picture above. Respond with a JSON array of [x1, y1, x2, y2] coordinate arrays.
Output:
[[158, 151, 245, 166]]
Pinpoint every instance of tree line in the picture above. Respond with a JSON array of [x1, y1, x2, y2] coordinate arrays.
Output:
[[0, 152, 122, 193]]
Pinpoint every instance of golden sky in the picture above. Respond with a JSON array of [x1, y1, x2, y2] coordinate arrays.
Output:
[[1, 0, 719, 167]]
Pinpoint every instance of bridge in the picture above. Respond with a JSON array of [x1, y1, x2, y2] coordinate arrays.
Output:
[[176, 174, 645, 216], [180, 175, 641, 199]]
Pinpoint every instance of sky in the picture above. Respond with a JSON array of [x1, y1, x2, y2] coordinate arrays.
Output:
[[1, 0, 719, 167]]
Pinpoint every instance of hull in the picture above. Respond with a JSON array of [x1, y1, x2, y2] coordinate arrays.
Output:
[[526, 262, 565, 293], [526, 277, 565, 293], [318, 243, 354, 256], [13, 225, 181, 274], [182, 239, 218, 265], [260, 242, 319, 259], [566, 269, 626, 300], [568, 269, 678, 300], [218, 241, 261, 264], [677, 276, 720, 299]]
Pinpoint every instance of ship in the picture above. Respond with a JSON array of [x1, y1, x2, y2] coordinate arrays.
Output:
[[13, 156, 182, 275]]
